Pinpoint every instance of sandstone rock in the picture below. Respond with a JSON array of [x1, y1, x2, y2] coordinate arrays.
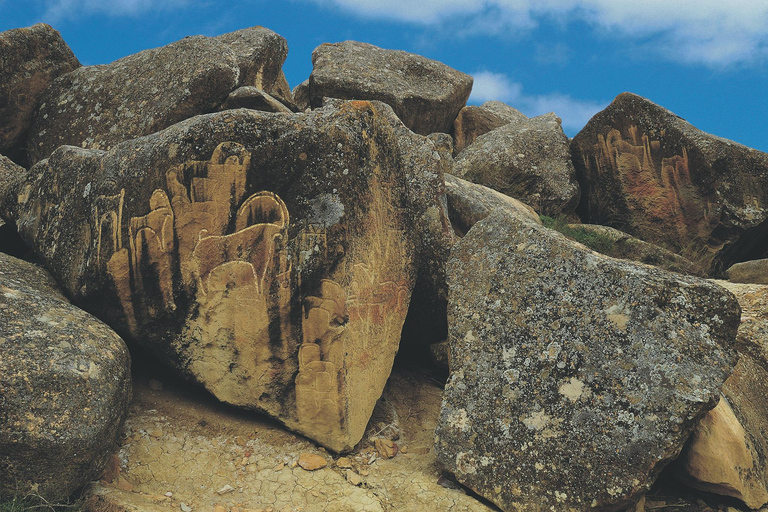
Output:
[[444, 173, 540, 237], [221, 87, 292, 113], [298, 453, 328, 471], [565, 223, 701, 276], [727, 259, 768, 285], [0, 23, 80, 161], [309, 41, 472, 135], [453, 112, 579, 217], [0, 252, 131, 502], [435, 209, 738, 512], [374, 438, 397, 459], [27, 27, 289, 164], [571, 92, 768, 275], [452, 101, 527, 155], [293, 80, 310, 111], [12, 103, 420, 452]]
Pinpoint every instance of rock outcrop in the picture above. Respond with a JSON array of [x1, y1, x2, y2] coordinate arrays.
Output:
[[0, 252, 132, 502], [12, 102, 424, 453], [436, 208, 739, 512], [571, 92, 768, 275], [453, 112, 579, 217], [0, 23, 80, 162], [27, 27, 289, 164], [452, 101, 527, 155], [309, 41, 473, 135]]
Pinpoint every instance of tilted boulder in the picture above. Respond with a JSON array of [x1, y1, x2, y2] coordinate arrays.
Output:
[[453, 112, 579, 217], [571, 92, 768, 275], [0, 23, 80, 161], [726, 258, 768, 285], [445, 173, 540, 237], [435, 208, 738, 512], [221, 86, 292, 113], [309, 41, 473, 136], [27, 27, 289, 164], [12, 103, 422, 453], [452, 101, 527, 155], [0, 252, 131, 502]]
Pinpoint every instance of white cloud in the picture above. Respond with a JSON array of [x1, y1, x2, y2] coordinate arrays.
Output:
[[307, 0, 768, 67], [469, 71, 607, 133], [43, 0, 192, 21]]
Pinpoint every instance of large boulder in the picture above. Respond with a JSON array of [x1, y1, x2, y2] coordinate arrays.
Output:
[[309, 41, 473, 136], [27, 27, 289, 164], [571, 92, 768, 275], [11, 103, 424, 453], [453, 112, 580, 217], [0, 154, 26, 220], [0, 252, 131, 502], [452, 101, 527, 155], [0, 23, 80, 162], [435, 208, 739, 512], [726, 258, 768, 285], [444, 173, 540, 237]]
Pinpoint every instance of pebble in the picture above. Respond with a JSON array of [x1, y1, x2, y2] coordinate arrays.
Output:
[[148, 428, 163, 438], [298, 452, 328, 471], [213, 506, 227, 512], [216, 484, 234, 495], [374, 438, 397, 459], [273, 462, 285, 471], [336, 457, 353, 469], [165, 492, 173, 497], [180, 503, 192, 512], [345, 470, 362, 486], [234, 436, 247, 446]]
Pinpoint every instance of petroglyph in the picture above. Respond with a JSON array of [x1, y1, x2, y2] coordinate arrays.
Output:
[[296, 279, 346, 435], [347, 263, 408, 326], [92, 189, 125, 267]]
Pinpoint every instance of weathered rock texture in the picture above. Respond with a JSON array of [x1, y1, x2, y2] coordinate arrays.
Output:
[[0, 23, 80, 161], [452, 101, 526, 155], [12, 103, 423, 453], [221, 86, 292, 113], [0, 252, 132, 502], [565, 224, 701, 276], [309, 41, 473, 136], [726, 258, 768, 285], [27, 27, 289, 164], [293, 79, 310, 111], [435, 209, 739, 512], [453, 112, 579, 217], [572, 92, 768, 275], [0, 154, 26, 220], [444, 173, 540, 237]]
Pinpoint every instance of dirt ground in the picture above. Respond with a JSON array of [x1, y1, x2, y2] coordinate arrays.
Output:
[[82, 350, 762, 512]]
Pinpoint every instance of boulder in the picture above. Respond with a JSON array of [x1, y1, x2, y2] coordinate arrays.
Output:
[[27, 27, 289, 164], [0, 252, 131, 502], [452, 101, 527, 155], [309, 41, 473, 135], [571, 92, 768, 275], [0, 154, 26, 220], [716, 281, 768, 372], [221, 87, 292, 113], [445, 173, 540, 237], [0, 23, 80, 162], [293, 79, 310, 111], [453, 112, 579, 217], [12, 102, 422, 453], [564, 223, 701, 276], [726, 258, 768, 285], [435, 208, 739, 512]]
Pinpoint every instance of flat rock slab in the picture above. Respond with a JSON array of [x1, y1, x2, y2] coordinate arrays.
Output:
[[309, 41, 472, 136], [27, 27, 288, 164], [0, 23, 80, 157], [83, 364, 492, 512], [14, 103, 420, 453], [436, 209, 739, 512], [453, 112, 579, 217], [571, 92, 768, 275], [0, 252, 131, 502]]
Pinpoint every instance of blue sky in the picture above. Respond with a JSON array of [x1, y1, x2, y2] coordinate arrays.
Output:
[[2, 0, 767, 152]]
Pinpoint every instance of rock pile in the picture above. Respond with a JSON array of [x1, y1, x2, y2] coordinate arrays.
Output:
[[2, 22, 767, 512]]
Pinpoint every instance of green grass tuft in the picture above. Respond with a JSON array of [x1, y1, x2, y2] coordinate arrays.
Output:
[[540, 215, 616, 255]]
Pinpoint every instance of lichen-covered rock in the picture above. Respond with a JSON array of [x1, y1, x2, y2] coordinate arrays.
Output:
[[716, 281, 768, 373], [293, 79, 310, 111], [0, 252, 131, 502], [0, 154, 26, 221], [12, 102, 421, 453], [726, 258, 768, 285], [221, 87, 292, 113], [452, 101, 526, 155], [453, 112, 579, 217], [309, 41, 472, 136], [435, 209, 738, 512], [565, 224, 701, 276], [445, 173, 539, 236], [0, 23, 80, 161], [27, 27, 289, 164], [571, 92, 768, 275]]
